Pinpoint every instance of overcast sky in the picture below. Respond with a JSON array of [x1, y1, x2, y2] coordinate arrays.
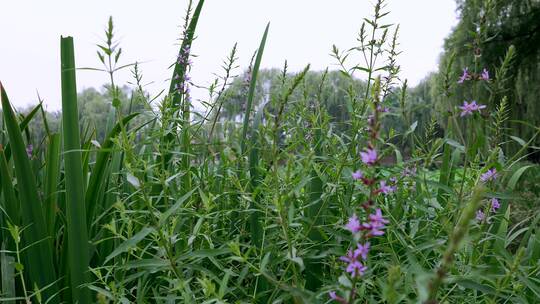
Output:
[[0, 0, 458, 111]]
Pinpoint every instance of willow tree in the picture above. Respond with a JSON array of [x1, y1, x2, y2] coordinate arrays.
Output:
[[433, 0, 540, 159]]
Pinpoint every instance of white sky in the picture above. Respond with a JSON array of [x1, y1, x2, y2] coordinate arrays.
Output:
[[0, 0, 457, 111]]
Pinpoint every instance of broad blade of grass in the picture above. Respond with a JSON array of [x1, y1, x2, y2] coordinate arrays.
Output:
[[44, 133, 61, 237], [60, 36, 91, 303], [0, 82, 59, 302]]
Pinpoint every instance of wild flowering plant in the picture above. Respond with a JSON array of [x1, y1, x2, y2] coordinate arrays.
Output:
[[328, 77, 399, 302], [1, 0, 539, 303]]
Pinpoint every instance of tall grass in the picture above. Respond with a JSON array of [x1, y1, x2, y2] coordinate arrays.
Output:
[[1, 0, 539, 303]]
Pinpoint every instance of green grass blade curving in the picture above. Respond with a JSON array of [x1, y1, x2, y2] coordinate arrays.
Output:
[[0, 82, 59, 302], [60, 36, 91, 303], [240, 22, 269, 155]]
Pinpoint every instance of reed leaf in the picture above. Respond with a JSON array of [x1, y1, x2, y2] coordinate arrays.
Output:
[[60, 36, 91, 303], [44, 133, 61, 237], [0, 82, 59, 302], [240, 22, 270, 155]]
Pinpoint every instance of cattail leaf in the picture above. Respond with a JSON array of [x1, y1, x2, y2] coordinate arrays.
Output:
[[0, 82, 59, 302], [60, 36, 91, 303]]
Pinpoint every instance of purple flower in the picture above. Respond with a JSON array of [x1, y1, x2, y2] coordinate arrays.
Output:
[[354, 242, 370, 260], [339, 249, 359, 264], [481, 68, 490, 81], [26, 144, 33, 158], [346, 260, 367, 277], [480, 168, 498, 182], [377, 105, 389, 113], [491, 198, 500, 212], [363, 208, 389, 236], [365, 221, 386, 236], [369, 208, 389, 226], [345, 214, 361, 233], [459, 101, 486, 117], [378, 180, 396, 195], [476, 210, 485, 222], [458, 67, 471, 84], [360, 148, 377, 166], [352, 170, 363, 180], [329, 291, 346, 303]]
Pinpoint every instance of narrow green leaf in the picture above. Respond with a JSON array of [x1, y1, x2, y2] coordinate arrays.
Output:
[[507, 165, 533, 190], [159, 188, 197, 226], [105, 227, 154, 264], [240, 22, 270, 155]]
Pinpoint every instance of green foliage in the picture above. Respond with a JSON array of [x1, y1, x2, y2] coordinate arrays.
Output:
[[0, 1, 539, 303], [433, 0, 540, 159]]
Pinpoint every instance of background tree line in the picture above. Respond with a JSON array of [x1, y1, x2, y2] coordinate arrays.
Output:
[[2, 0, 539, 161]]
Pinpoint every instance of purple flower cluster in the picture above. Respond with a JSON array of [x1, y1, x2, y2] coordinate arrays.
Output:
[[377, 180, 396, 195], [459, 100, 486, 117], [480, 168, 498, 183], [458, 68, 472, 84], [329, 291, 347, 303], [174, 45, 192, 97], [339, 243, 369, 277], [341, 209, 388, 272], [352, 170, 363, 181], [458, 67, 490, 84], [491, 198, 500, 212], [345, 214, 361, 233], [476, 166, 501, 222], [481, 68, 490, 81], [476, 198, 501, 222], [330, 100, 394, 302], [360, 148, 378, 166], [476, 210, 485, 221], [345, 209, 390, 236], [364, 208, 390, 236]]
